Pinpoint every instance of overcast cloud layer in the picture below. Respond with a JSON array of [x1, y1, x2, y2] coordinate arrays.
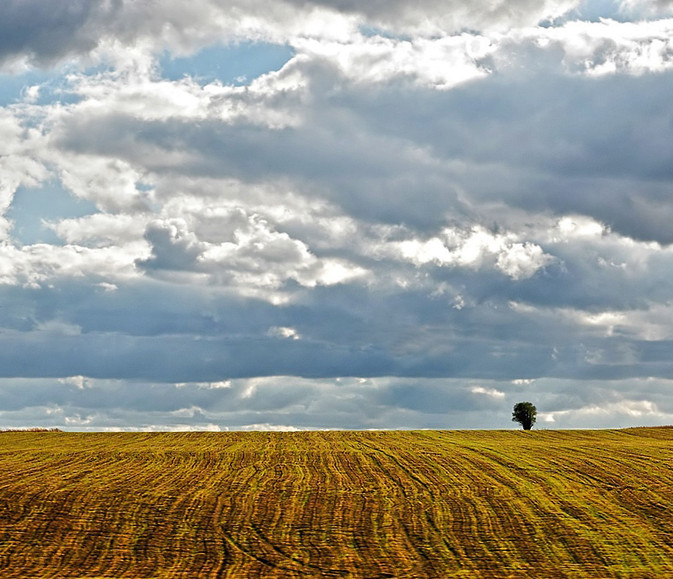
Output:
[[1, 0, 673, 430]]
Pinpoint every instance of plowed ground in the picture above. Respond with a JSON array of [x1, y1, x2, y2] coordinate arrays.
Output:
[[0, 428, 672, 578]]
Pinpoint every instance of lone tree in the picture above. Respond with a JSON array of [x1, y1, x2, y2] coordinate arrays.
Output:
[[512, 402, 537, 430]]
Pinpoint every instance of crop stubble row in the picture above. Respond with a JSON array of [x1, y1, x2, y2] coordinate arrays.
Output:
[[0, 428, 672, 578]]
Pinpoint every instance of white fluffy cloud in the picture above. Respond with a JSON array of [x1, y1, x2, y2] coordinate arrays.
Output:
[[0, 0, 580, 71], [0, 109, 48, 238], [517, 18, 673, 75], [389, 226, 553, 280]]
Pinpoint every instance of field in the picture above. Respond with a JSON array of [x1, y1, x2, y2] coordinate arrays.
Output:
[[0, 428, 672, 578]]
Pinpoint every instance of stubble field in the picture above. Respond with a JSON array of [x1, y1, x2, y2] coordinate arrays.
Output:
[[0, 428, 672, 578]]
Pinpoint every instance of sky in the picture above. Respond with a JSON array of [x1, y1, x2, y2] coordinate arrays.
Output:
[[1, 0, 673, 431]]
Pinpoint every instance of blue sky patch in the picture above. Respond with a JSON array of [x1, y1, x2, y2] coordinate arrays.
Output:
[[8, 182, 97, 245], [0, 70, 50, 106], [358, 25, 411, 41], [569, 0, 624, 22], [159, 42, 295, 85], [0, 69, 81, 106]]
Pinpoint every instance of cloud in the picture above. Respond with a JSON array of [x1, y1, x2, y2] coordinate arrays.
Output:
[[139, 218, 204, 273], [0, 0, 103, 68], [293, 35, 495, 90], [523, 18, 673, 76], [471, 385, 506, 398], [0, 109, 48, 239], [286, 0, 580, 35], [619, 0, 673, 18], [24, 12, 672, 244], [135, 209, 368, 298], [268, 326, 301, 340], [387, 225, 553, 279], [0, 0, 579, 72], [48, 213, 145, 246], [0, 243, 144, 287], [2, 375, 672, 431]]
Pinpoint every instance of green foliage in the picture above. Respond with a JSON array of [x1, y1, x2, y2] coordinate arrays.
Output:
[[512, 401, 537, 430]]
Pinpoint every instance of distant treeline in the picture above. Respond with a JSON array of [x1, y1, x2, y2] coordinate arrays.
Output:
[[0, 428, 62, 433]]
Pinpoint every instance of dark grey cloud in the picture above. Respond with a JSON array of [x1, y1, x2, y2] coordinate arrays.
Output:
[[341, 70, 673, 242], [2, 276, 673, 388], [0, 0, 113, 66], [1, 375, 671, 431], [139, 220, 204, 272], [286, 0, 578, 31], [54, 110, 468, 231]]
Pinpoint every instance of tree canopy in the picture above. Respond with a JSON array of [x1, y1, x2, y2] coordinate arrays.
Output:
[[512, 402, 537, 430]]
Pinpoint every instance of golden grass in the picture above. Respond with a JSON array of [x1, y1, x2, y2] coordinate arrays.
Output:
[[0, 428, 672, 578]]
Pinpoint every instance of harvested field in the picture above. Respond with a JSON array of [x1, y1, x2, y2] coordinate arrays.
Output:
[[0, 428, 672, 578]]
